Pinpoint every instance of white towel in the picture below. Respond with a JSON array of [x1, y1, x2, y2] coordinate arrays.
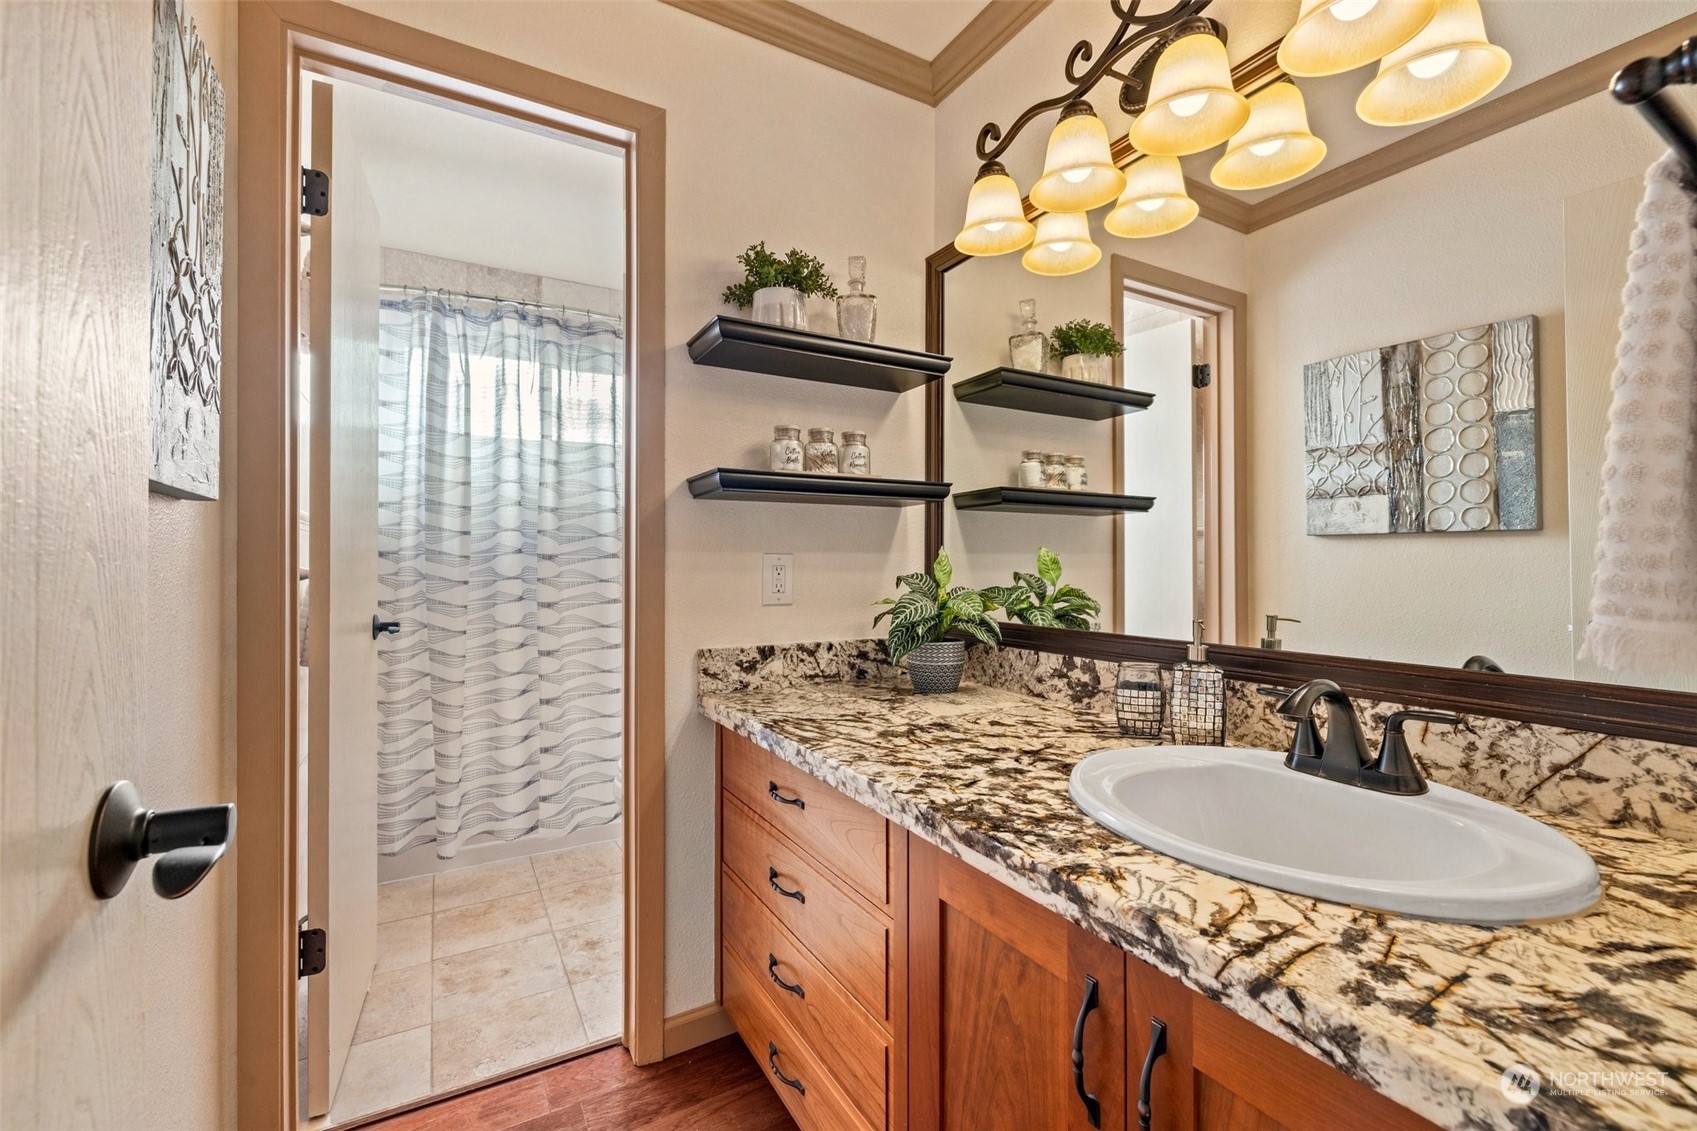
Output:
[[1581, 151, 1697, 674]]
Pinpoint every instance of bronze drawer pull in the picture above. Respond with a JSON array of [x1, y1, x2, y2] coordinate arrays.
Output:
[[768, 781, 806, 809], [767, 1041, 806, 1095], [768, 866, 806, 903], [768, 953, 806, 998]]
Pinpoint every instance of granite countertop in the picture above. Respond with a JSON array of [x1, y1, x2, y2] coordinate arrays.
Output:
[[698, 678, 1697, 1131]]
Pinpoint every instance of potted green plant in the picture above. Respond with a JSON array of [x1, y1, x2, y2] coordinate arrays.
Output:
[[1049, 319, 1124, 384], [721, 242, 839, 331], [984, 548, 1102, 630], [873, 548, 1001, 694]]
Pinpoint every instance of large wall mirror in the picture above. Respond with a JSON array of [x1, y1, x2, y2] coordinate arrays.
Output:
[[931, 74, 1696, 702]]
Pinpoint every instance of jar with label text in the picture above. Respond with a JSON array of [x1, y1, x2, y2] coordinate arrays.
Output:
[[805, 428, 839, 473], [1065, 455, 1088, 490], [770, 425, 803, 472], [1018, 450, 1044, 488], [841, 431, 871, 476], [1041, 453, 1067, 489]]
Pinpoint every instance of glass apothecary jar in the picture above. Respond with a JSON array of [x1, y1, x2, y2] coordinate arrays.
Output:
[[1065, 455, 1088, 490], [1041, 453, 1067, 489], [837, 256, 876, 342], [1009, 298, 1047, 372], [840, 431, 870, 476], [1018, 450, 1044, 488], [770, 425, 803, 472], [805, 428, 839, 473]]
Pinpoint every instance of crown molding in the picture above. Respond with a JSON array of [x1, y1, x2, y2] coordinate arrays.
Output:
[[1245, 11, 1697, 231], [931, 1, 1053, 103], [659, 0, 1051, 107]]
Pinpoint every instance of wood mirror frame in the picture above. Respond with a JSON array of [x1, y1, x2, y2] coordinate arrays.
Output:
[[923, 242, 1697, 747]]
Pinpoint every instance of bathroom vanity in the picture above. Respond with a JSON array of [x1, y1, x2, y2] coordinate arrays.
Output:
[[699, 644, 1697, 1131]]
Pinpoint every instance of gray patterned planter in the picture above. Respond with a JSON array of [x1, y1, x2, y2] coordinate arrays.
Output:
[[906, 640, 966, 694]]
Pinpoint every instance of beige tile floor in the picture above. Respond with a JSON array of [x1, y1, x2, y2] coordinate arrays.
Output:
[[326, 841, 623, 1125]]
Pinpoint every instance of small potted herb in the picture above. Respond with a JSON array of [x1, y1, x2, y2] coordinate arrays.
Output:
[[984, 548, 1102, 630], [873, 549, 1001, 694], [1049, 319, 1124, 383], [722, 242, 839, 331]]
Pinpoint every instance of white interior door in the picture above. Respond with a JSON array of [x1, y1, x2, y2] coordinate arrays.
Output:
[[0, 3, 152, 1126], [305, 79, 384, 1117]]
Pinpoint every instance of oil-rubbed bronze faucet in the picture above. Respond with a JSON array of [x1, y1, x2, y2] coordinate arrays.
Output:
[[1273, 679, 1459, 796]]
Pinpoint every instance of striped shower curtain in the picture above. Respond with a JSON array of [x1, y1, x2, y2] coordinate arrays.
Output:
[[375, 287, 624, 859]]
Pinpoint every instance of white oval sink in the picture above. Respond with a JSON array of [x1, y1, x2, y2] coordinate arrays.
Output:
[[1070, 746, 1601, 925]]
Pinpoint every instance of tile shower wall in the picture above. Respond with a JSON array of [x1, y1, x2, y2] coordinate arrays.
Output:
[[700, 640, 1697, 846]]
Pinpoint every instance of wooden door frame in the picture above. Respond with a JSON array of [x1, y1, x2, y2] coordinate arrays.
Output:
[[235, 4, 667, 1127], [1109, 255, 1248, 645]]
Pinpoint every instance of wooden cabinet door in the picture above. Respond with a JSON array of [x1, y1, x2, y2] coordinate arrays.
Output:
[[910, 840, 1126, 1131], [1126, 956, 1438, 1131]]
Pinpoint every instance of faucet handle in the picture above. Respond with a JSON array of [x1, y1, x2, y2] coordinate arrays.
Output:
[[1385, 709, 1461, 732], [1364, 711, 1459, 796]]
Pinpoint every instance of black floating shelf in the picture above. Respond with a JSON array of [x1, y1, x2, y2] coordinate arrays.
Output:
[[686, 315, 952, 393], [954, 486, 1156, 516], [953, 367, 1155, 420], [687, 468, 951, 506]]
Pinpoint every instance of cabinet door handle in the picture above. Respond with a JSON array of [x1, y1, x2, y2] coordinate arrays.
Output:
[[768, 781, 805, 809], [768, 953, 805, 998], [768, 866, 806, 903], [1071, 974, 1102, 1129], [767, 1041, 806, 1095], [1137, 1017, 1169, 1131]]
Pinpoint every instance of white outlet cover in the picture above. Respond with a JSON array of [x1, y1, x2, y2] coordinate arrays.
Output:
[[762, 553, 794, 606]]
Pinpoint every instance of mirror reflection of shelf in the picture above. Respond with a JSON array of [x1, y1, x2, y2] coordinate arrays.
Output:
[[687, 467, 951, 506], [954, 486, 1155, 516], [686, 315, 952, 393], [952, 366, 1156, 420]]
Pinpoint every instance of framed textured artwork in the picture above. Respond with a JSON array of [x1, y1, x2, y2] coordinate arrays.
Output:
[[148, 0, 225, 500], [1303, 315, 1539, 536]]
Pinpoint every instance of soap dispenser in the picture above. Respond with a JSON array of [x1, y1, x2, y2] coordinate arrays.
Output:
[[1170, 619, 1225, 745], [1260, 614, 1301, 650]]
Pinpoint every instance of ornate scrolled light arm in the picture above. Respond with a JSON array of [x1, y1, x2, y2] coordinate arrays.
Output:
[[973, 0, 1216, 162]]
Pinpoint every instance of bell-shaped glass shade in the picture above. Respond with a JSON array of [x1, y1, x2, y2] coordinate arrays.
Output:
[[1104, 157, 1199, 238], [954, 164, 1036, 255], [1029, 103, 1126, 213], [1277, 0, 1438, 77], [1356, 0, 1510, 126], [1021, 211, 1101, 276], [1210, 82, 1328, 191], [1127, 32, 1250, 157]]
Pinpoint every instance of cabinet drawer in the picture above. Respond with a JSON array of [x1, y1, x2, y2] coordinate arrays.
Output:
[[721, 729, 890, 908], [722, 864, 889, 1130], [724, 942, 876, 1131], [722, 792, 891, 1024]]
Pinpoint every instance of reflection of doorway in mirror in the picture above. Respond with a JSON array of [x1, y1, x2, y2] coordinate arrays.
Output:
[[1119, 296, 1200, 641]]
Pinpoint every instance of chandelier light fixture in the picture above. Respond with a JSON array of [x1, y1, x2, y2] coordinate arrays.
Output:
[[953, 0, 1511, 274]]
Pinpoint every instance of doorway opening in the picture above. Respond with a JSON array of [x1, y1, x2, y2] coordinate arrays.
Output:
[[296, 72, 631, 1125]]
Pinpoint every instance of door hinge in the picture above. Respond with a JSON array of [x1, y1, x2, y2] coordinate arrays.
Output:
[[1191, 362, 1212, 389], [301, 167, 329, 217], [298, 922, 328, 978]]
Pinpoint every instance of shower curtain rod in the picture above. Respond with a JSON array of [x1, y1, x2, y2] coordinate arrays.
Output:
[[1613, 37, 1697, 179], [382, 282, 624, 322]]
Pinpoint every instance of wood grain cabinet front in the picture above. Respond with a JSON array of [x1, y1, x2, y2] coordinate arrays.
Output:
[[717, 729, 905, 1131]]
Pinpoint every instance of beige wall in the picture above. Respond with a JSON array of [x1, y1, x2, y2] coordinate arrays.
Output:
[[146, 1, 238, 1129], [345, 0, 937, 1017], [1244, 92, 1664, 675]]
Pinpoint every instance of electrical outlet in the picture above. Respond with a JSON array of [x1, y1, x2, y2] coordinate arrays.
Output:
[[762, 553, 794, 606]]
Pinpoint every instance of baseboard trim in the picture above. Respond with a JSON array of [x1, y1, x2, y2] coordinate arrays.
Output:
[[663, 1003, 736, 1057]]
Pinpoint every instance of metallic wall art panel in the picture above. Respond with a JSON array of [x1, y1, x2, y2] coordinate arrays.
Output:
[[148, 0, 225, 500], [1303, 316, 1539, 536]]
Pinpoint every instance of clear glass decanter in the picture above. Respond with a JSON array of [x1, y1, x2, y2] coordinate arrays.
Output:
[[836, 256, 877, 342], [1009, 298, 1048, 371]]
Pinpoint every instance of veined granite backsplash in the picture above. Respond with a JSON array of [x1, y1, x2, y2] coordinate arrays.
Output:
[[698, 639, 1697, 846]]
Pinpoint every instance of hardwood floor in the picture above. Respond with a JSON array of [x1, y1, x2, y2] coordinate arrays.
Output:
[[362, 1035, 797, 1131]]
